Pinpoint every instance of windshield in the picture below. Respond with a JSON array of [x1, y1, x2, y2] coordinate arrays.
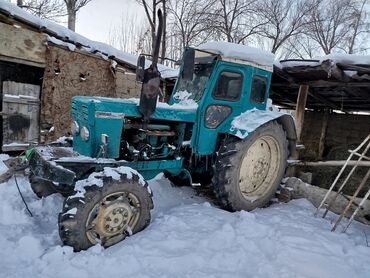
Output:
[[172, 52, 216, 103]]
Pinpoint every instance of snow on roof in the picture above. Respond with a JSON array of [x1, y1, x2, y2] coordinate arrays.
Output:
[[0, 2, 178, 79], [279, 53, 370, 69], [197, 41, 275, 71], [278, 53, 370, 82]]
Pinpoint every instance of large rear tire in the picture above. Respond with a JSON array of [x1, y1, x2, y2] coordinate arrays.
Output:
[[58, 169, 153, 251], [213, 121, 288, 211]]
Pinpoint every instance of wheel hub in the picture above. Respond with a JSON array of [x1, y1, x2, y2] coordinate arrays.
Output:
[[94, 200, 133, 238], [239, 136, 280, 200]]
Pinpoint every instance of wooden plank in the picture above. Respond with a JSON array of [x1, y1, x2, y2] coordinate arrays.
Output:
[[0, 22, 46, 65], [2, 81, 40, 147], [0, 54, 45, 68], [295, 85, 309, 143]]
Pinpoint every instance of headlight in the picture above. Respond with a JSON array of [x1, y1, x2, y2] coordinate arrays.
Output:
[[71, 121, 79, 135], [80, 126, 90, 141]]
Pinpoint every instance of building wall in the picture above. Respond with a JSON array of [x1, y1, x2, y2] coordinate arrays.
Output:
[[300, 111, 370, 160], [115, 68, 141, 99], [41, 46, 116, 140]]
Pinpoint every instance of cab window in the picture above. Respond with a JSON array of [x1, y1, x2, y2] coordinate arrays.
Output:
[[212, 71, 243, 101], [250, 75, 267, 103]]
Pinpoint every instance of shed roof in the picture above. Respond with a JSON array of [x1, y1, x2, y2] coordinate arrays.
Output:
[[271, 55, 370, 112]]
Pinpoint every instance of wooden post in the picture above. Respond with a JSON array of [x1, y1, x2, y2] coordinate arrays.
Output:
[[318, 109, 329, 159], [295, 85, 309, 143]]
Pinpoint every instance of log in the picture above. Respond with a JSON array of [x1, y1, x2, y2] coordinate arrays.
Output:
[[281, 177, 370, 225], [288, 160, 370, 167]]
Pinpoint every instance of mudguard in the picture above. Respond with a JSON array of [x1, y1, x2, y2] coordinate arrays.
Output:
[[228, 109, 297, 158]]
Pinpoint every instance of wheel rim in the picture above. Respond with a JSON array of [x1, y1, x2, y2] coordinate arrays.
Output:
[[239, 135, 281, 202], [85, 191, 141, 247]]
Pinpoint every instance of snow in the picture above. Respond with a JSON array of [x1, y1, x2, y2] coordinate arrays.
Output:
[[279, 53, 370, 70], [198, 42, 275, 68], [110, 97, 198, 111], [172, 90, 199, 108], [0, 2, 178, 79], [71, 166, 148, 199], [231, 108, 287, 139], [1, 167, 370, 277], [157, 101, 198, 111], [320, 53, 370, 64]]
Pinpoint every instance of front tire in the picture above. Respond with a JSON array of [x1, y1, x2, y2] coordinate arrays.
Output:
[[213, 121, 288, 211], [59, 168, 153, 251]]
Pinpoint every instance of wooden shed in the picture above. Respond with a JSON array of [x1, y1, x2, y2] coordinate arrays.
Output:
[[0, 2, 177, 151]]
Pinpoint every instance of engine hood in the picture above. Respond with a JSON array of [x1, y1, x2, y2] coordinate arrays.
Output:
[[73, 96, 197, 123]]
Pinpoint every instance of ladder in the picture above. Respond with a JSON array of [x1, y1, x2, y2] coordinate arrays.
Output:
[[315, 134, 370, 232]]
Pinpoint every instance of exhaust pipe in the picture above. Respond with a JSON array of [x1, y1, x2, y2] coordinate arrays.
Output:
[[138, 9, 163, 121]]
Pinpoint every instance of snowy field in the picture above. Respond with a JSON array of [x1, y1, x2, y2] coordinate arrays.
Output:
[[0, 154, 370, 278]]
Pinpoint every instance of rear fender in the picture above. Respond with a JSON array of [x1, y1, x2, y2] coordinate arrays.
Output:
[[227, 109, 297, 158]]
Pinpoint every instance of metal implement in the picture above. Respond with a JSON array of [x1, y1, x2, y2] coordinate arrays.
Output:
[[315, 134, 370, 232]]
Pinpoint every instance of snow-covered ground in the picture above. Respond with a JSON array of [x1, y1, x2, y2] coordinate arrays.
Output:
[[0, 154, 370, 278]]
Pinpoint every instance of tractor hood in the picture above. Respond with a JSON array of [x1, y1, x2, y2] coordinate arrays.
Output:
[[71, 96, 197, 159], [72, 96, 198, 123]]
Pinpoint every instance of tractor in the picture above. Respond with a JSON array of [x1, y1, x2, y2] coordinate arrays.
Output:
[[24, 11, 296, 251]]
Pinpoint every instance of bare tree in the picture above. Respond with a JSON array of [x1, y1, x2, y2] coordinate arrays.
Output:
[[108, 11, 149, 55], [306, 0, 355, 54], [282, 34, 321, 59], [168, 0, 216, 52], [18, 0, 66, 20], [256, 0, 318, 54], [347, 0, 369, 54], [62, 0, 92, 31], [214, 0, 264, 44], [137, 0, 168, 62]]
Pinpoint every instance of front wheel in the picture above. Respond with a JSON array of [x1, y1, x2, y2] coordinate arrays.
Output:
[[213, 121, 288, 211], [58, 168, 153, 251]]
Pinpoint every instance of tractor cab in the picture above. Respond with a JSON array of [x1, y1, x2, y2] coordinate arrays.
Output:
[[169, 42, 275, 154]]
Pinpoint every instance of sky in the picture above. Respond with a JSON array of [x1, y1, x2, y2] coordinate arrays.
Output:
[[76, 0, 144, 44], [9, 0, 145, 44]]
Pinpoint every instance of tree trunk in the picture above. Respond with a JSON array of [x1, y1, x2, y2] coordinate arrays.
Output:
[[17, 0, 23, 7], [67, 8, 76, 31], [161, 0, 167, 64]]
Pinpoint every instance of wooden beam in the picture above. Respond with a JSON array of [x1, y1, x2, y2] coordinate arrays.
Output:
[[308, 91, 349, 113], [295, 85, 309, 143], [318, 109, 329, 159], [272, 81, 370, 88], [0, 22, 46, 65]]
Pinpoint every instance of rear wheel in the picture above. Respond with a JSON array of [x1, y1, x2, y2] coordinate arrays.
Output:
[[213, 121, 288, 211], [59, 168, 153, 251]]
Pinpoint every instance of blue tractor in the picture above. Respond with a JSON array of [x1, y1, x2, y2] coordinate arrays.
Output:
[[26, 12, 296, 251]]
